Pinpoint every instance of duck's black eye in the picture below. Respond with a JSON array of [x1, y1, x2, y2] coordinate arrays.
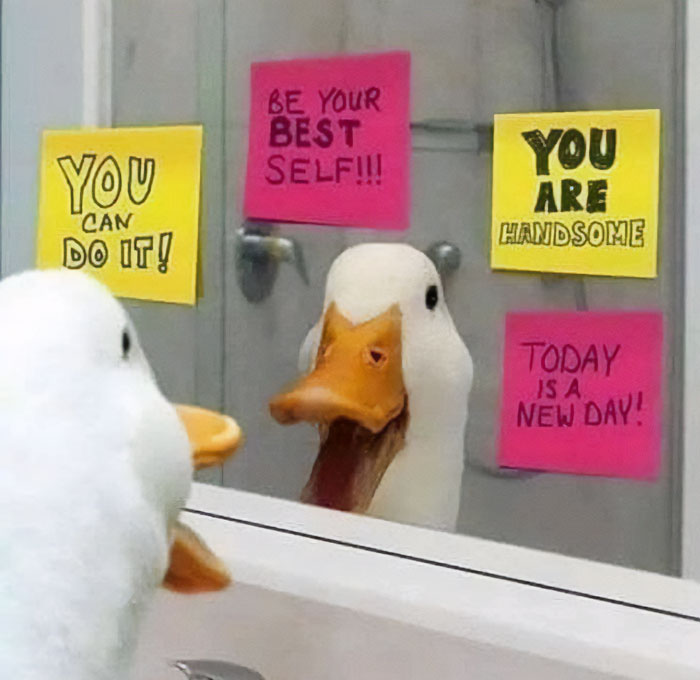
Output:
[[425, 284, 439, 310], [121, 330, 131, 359]]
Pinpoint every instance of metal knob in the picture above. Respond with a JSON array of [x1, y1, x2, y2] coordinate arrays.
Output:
[[425, 240, 461, 281], [235, 223, 309, 303]]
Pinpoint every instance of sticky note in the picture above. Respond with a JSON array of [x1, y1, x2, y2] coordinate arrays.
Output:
[[244, 51, 411, 230], [37, 126, 203, 305], [491, 110, 660, 278], [499, 311, 663, 479]]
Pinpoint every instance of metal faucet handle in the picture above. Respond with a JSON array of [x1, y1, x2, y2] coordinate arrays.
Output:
[[271, 234, 309, 285], [173, 659, 266, 680], [235, 224, 309, 303]]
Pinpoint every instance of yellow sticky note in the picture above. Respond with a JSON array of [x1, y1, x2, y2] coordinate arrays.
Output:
[[490, 110, 660, 278], [37, 126, 203, 304]]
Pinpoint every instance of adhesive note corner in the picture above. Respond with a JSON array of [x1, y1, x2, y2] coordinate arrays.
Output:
[[498, 311, 663, 479], [491, 109, 660, 278], [244, 51, 411, 230], [37, 125, 203, 304]]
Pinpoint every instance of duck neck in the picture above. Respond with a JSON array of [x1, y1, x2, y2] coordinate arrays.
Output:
[[368, 400, 467, 532]]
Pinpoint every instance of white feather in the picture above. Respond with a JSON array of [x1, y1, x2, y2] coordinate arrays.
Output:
[[301, 244, 473, 531], [0, 270, 192, 680]]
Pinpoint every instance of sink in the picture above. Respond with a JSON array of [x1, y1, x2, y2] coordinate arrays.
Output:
[[132, 583, 622, 680], [173, 659, 265, 680]]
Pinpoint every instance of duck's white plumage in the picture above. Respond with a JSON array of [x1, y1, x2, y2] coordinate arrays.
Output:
[[0, 270, 192, 680], [299, 243, 473, 531]]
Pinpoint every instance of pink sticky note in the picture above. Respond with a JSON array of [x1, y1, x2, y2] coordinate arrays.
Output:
[[499, 311, 663, 479], [244, 51, 411, 230]]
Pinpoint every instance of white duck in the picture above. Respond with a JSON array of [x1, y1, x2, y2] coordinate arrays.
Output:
[[0, 270, 240, 680], [270, 243, 472, 531]]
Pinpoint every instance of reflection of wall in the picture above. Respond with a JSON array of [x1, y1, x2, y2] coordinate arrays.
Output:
[[112, 0, 228, 487], [112, 0, 682, 573], [460, 0, 682, 574], [219, 0, 550, 520], [1, 0, 84, 275]]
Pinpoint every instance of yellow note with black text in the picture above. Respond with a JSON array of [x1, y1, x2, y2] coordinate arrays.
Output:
[[491, 110, 660, 278], [37, 126, 202, 304]]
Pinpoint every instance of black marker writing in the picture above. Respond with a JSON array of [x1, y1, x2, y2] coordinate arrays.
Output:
[[263, 85, 384, 188], [57, 154, 96, 214], [515, 339, 646, 429], [520, 341, 621, 377], [57, 153, 157, 214], [522, 126, 617, 214]]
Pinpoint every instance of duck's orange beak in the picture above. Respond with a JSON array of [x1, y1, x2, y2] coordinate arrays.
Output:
[[162, 405, 243, 594], [269, 303, 406, 433], [175, 404, 243, 469], [269, 304, 409, 513], [163, 521, 232, 594]]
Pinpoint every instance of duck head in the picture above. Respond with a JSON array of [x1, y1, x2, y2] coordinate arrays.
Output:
[[270, 243, 472, 526], [0, 270, 240, 593], [0, 269, 245, 679]]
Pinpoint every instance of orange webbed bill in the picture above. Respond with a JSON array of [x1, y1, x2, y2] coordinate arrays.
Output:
[[176, 404, 244, 470], [164, 521, 232, 594], [269, 303, 406, 433], [162, 404, 243, 594], [269, 304, 409, 513]]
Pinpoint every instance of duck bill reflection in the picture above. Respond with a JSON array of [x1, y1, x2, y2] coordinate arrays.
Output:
[[269, 304, 409, 513], [163, 404, 243, 594]]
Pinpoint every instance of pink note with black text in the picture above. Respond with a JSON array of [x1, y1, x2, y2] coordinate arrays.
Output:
[[499, 311, 663, 479], [244, 51, 411, 230]]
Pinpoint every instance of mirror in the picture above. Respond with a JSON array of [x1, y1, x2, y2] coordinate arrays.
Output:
[[108, 0, 684, 577]]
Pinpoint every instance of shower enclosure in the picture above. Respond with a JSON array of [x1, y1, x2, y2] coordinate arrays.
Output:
[[1, 0, 686, 575]]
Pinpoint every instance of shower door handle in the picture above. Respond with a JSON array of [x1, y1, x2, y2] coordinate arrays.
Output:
[[235, 223, 309, 303]]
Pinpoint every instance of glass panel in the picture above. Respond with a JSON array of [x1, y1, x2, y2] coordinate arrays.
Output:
[[112, 0, 683, 573], [112, 0, 227, 484]]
